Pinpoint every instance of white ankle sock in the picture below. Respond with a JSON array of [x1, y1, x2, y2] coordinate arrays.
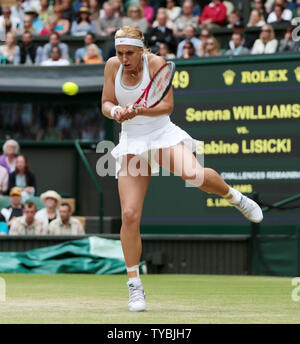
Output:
[[224, 187, 242, 204], [127, 265, 141, 283]]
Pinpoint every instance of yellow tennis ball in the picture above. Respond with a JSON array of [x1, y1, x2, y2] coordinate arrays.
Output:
[[62, 82, 79, 96]]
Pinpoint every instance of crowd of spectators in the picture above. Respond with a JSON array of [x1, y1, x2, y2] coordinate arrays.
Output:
[[0, 0, 299, 65], [0, 139, 85, 235]]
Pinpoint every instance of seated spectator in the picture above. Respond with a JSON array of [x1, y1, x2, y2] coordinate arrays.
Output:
[[0, 32, 19, 64], [278, 24, 298, 51], [202, 36, 222, 56], [82, 43, 104, 64], [14, 31, 43, 65], [74, 32, 103, 64], [252, 0, 268, 20], [9, 201, 47, 235], [139, 0, 154, 26], [147, 9, 175, 53], [225, 32, 250, 56], [48, 203, 84, 235], [39, 15, 57, 36], [291, 0, 300, 25], [233, 21, 255, 49], [268, 3, 291, 24], [199, 0, 227, 29], [267, 0, 293, 23], [94, 1, 122, 36], [0, 7, 21, 35], [247, 9, 266, 27], [251, 24, 278, 54], [152, 7, 175, 30], [53, 5, 70, 35], [166, 0, 181, 23], [0, 139, 20, 174], [0, 165, 8, 195], [11, 0, 26, 23], [35, 190, 61, 229], [38, 0, 54, 24], [89, 0, 101, 20], [23, 0, 41, 13], [198, 28, 212, 56], [61, 0, 76, 23], [182, 41, 198, 59], [8, 154, 36, 201], [110, 0, 125, 18], [226, 10, 241, 28], [20, 8, 45, 34], [1, 187, 24, 227], [173, 0, 199, 38], [157, 42, 176, 59], [0, 214, 9, 235], [122, 4, 149, 34], [41, 32, 70, 62], [71, 6, 96, 36], [40, 46, 71, 66], [177, 24, 201, 58]]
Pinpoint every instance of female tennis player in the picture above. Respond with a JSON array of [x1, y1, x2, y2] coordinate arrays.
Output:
[[102, 26, 263, 312]]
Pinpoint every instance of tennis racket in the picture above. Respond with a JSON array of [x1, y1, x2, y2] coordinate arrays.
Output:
[[131, 61, 176, 110]]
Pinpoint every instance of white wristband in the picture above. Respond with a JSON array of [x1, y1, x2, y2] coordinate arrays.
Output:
[[110, 105, 122, 118]]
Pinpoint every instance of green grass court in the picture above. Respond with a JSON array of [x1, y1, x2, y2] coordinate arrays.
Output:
[[0, 274, 299, 324]]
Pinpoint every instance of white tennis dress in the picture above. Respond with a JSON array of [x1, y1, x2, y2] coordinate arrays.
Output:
[[111, 54, 201, 178]]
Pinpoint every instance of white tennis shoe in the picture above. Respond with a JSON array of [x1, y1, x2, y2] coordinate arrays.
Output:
[[231, 194, 263, 223], [127, 280, 147, 312]]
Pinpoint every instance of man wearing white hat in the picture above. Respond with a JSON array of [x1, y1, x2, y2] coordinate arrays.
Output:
[[35, 190, 61, 229]]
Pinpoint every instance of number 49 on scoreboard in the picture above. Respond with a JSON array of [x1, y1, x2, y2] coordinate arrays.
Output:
[[172, 70, 190, 89]]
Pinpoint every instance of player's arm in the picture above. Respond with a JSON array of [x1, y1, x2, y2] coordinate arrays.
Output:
[[101, 57, 124, 121], [134, 54, 174, 118]]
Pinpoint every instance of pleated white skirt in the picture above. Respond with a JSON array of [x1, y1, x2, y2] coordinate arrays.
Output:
[[111, 115, 201, 178]]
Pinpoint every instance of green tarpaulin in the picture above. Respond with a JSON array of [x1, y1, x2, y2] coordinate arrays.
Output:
[[0, 236, 145, 274]]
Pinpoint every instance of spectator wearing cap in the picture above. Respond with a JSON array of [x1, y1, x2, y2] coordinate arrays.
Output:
[[267, 0, 293, 23], [41, 32, 70, 62], [247, 9, 266, 27], [35, 190, 61, 229], [9, 202, 47, 235], [232, 21, 255, 50], [8, 154, 36, 201], [176, 24, 202, 58], [71, 6, 96, 36], [48, 203, 84, 235], [1, 187, 24, 227], [251, 24, 278, 54], [199, 0, 227, 29], [74, 32, 103, 64], [0, 139, 20, 174], [225, 32, 250, 56], [0, 7, 21, 35], [18, 8, 45, 34]]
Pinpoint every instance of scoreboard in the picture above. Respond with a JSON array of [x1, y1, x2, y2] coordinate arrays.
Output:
[[142, 55, 300, 226]]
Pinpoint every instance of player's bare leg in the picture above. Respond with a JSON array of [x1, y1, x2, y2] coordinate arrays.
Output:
[[118, 154, 151, 311], [157, 142, 263, 223]]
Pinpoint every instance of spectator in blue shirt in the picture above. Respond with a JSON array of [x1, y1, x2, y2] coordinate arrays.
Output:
[[177, 24, 202, 58], [41, 31, 69, 62], [74, 32, 103, 64], [18, 8, 44, 34]]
